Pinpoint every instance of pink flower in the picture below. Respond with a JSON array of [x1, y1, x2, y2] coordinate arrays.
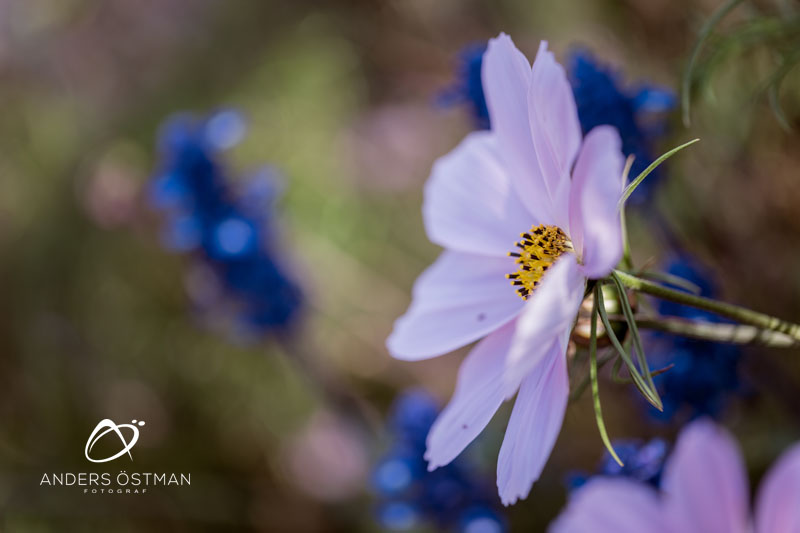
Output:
[[551, 419, 800, 533], [386, 33, 625, 505]]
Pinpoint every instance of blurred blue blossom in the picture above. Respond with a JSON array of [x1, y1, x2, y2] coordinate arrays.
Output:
[[568, 49, 675, 204], [438, 43, 490, 130], [149, 110, 302, 337], [373, 389, 505, 532], [647, 255, 743, 421], [567, 438, 669, 491]]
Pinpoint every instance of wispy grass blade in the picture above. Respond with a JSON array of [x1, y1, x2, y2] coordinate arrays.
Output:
[[682, 0, 745, 126], [612, 356, 675, 384], [769, 81, 792, 132], [595, 284, 661, 408], [611, 272, 662, 411], [611, 337, 632, 383], [765, 51, 800, 132], [611, 356, 626, 384], [618, 139, 700, 209], [590, 286, 623, 467]]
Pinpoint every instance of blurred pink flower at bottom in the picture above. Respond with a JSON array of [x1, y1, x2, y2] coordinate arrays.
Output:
[[551, 419, 800, 533]]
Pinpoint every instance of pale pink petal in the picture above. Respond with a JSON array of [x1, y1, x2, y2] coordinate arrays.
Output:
[[661, 419, 750, 533], [568, 125, 625, 279], [549, 478, 667, 533], [482, 33, 555, 223], [502, 254, 584, 395], [528, 41, 582, 230], [423, 131, 536, 257], [496, 338, 568, 505], [425, 320, 517, 470], [386, 251, 524, 361], [755, 443, 800, 533]]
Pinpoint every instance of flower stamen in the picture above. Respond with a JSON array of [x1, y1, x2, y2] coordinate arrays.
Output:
[[506, 224, 571, 299]]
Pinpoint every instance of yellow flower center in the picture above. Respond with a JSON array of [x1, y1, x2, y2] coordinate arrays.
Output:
[[506, 224, 571, 300]]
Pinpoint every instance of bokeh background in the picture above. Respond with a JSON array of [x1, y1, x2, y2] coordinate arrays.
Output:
[[1, 0, 799, 531]]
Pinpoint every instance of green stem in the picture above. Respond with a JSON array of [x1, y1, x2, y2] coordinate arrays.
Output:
[[590, 286, 623, 466], [609, 315, 800, 348], [620, 155, 635, 270], [613, 270, 800, 342], [620, 204, 632, 270]]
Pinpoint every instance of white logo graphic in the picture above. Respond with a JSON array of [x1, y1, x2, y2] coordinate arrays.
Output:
[[85, 419, 145, 463]]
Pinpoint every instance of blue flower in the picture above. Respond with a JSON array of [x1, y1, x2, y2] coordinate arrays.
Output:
[[438, 44, 490, 130], [387, 388, 440, 448], [373, 389, 505, 532], [567, 438, 669, 491], [596, 439, 668, 486], [149, 110, 302, 337], [646, 254, 743, 421], [568, 49, 675, 204]]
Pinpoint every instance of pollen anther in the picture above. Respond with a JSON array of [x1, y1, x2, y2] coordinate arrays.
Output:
[[506, 224, 570, 300]]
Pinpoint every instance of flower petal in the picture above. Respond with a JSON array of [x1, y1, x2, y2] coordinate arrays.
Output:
[[502, 254, 584, 395], [549, 478, 667, 533], [661, 419, 750, 533], [425, 320, 517, 470], [496, 338, 568, 505], [755, 443, 800, 533], [423, 131, 536, 256], [568, 125, 625, 279], [387, 251, 524, 361], [482, 33, 555, 223], [528, 41, 582, 229]]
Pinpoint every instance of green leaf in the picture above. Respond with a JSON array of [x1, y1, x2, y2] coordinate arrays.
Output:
[[769, 81, 792, 132], [765, 51, 800, 132], [691, 16, 800, 104], [595, 285, 662, 409], [590, 286, 623, 467], [611, 359, 675, 384], [611, 272, 662, 411], [682, 0, 745, 126], [610, 356, 626, 384], [618, 139, 700, 209]]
